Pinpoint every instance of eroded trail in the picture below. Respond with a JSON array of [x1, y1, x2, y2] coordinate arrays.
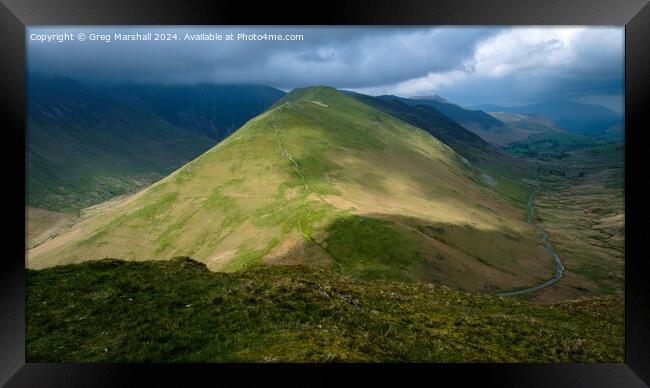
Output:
[[497, 166, 565, 297], [271, 103, 313, 241]]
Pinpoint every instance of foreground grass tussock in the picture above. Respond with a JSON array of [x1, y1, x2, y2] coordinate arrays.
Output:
[[27, 257, 623, 362]]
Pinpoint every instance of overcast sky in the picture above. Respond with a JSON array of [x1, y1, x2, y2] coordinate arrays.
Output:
[[27, 26, 624, 112]]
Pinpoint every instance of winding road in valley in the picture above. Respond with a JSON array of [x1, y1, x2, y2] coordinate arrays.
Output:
[[497, 166, 565, 297]]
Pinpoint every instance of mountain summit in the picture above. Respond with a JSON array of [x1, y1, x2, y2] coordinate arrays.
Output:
[[410, 94, 450, 103]]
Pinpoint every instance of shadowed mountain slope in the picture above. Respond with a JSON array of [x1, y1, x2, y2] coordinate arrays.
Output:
[[27, 77, 285, 212], [403, 96, 504, 130], [115, 83, 287, 140]]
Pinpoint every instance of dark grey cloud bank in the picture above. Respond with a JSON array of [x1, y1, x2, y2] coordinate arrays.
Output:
[[27, 26, 624, 111]]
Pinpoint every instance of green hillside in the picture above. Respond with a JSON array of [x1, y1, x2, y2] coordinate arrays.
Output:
[[348, 92, 534, 205], [29, 86, 556, 295], [26, 258, 623, 363]]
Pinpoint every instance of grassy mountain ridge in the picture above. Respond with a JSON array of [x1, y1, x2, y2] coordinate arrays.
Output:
[[26, 257, 623, 362], [347, 92, 491, 153], [403, 96, 504, 130], [347, 92, 538, 217], [347, 92, 532, 186], [28, 86, 555, 295]]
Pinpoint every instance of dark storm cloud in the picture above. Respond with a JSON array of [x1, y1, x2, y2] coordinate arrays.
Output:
[[27, 26, 623, 110], [27, 27, 489, 88]]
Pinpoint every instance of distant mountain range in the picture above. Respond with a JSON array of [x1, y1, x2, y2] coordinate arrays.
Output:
[[27, 76, 285, 212], [471, 100, 623, 138], [402, 95, 623, 144], [398, 94, 560, 145]]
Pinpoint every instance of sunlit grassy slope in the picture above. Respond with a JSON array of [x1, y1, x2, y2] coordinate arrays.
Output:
[[348, 92, 534, 206], [28, 87, 552, 294], [26, 258, 624, 362], [26, 207, 77, 249]]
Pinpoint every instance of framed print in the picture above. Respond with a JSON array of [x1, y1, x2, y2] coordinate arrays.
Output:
[[1, 0, 648, 386]]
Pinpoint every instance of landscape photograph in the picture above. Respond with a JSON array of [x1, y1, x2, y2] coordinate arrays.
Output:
[[25, 26, 625, 362]]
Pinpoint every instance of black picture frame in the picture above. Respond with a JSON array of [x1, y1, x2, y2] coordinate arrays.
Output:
[[1, 0, 648, 386]]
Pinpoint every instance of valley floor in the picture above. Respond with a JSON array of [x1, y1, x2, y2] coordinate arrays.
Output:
[[26, 258, 623, 363], [515, 143, 624, 302]]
